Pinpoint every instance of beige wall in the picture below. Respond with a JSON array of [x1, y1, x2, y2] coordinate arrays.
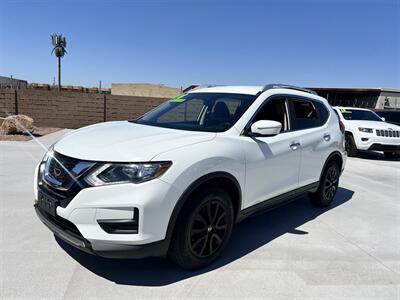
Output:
[[111, 83, 180, 98]]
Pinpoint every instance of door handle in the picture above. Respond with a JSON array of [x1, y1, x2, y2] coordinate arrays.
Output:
[[290, 141, 301, 151], [323, 133, 331, 141]]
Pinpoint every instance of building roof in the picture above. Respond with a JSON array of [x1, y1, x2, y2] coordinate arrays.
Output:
[[309, 87, 400, 93]]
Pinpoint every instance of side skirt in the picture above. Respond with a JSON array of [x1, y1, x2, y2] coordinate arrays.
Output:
[[236, 182, 319, 222]]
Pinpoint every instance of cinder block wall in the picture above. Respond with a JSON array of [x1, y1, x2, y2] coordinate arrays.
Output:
[[0, 89, 16, 117], [0, 88, 168, 128], [106, 95, 166, 121]]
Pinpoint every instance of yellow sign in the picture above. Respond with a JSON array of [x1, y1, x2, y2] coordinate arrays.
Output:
[[170, 94, 187, 103]]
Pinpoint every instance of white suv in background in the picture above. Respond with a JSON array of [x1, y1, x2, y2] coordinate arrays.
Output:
[[34, 84, 346, 269], [333, 106, 400, 158]]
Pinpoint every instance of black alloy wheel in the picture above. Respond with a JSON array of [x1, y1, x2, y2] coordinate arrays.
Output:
[[189, 200, 228, 258], [168, 187, 234, 269], [309, 161, 340, 207], [323, 165, 339, 203]]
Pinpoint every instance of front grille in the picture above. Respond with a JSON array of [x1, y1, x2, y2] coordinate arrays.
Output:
[[376, 129, 400, 138], [44, 152, 95, 190], [39, 151, 96, 208], [46, 154, 78, 189]]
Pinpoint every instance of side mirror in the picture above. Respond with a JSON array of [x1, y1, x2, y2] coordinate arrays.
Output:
[[250, 120, 282, 137], [381, 117, 386, 122]]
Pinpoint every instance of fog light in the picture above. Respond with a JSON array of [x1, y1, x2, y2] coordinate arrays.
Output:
[[97, 208, 139, 234]]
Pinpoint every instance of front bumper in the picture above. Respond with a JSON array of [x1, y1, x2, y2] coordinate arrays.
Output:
[[368, 143, 400, 152], [35, 205, 168, 258], [34, 162, 183, 255], [355, 135, 400, 151]]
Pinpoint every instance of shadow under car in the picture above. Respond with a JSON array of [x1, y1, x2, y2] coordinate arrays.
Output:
[[56, 187, 354, 286]]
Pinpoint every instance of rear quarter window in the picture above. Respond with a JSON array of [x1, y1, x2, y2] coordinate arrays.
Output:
[[313, 101, 330, 126]]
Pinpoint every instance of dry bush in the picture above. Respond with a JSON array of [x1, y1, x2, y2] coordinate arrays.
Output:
[[0, 115, 35, 135]]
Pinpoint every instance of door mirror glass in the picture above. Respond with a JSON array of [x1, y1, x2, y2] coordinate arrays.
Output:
[[251, 120, 282, 136]]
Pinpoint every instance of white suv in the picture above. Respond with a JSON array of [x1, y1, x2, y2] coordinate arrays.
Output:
[[333, 106, 400, 158], [34, 84, 346, 269]]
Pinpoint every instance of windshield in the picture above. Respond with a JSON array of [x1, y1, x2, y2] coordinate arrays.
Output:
[[133, 93, 257, 132], [339, 109, 382, 122]]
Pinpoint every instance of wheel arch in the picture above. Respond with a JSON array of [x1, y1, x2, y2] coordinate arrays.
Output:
[[344, 128, 362, 155], [344, 130, 360, 148], [345, 130, 355, 139], [164, 171, 242, 245], [319, 151, 343, 182]]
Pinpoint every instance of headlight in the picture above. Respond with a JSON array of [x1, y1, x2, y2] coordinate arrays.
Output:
[[84, 162, 172, 186], [358, 127, 373, 133]]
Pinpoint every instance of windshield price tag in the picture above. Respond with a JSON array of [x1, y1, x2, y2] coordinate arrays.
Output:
[[170, 94, 187, 103]]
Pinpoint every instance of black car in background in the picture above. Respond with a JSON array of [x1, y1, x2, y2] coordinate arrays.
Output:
[[374, 110, 400, 126]]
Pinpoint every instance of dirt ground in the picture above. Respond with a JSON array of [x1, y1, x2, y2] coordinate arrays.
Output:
[[0, 127, 62, 141]]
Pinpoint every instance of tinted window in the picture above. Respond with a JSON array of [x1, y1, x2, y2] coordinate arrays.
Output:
[[314, 101, 330, 125], [375, 110, 400, 125], [134, 93, 257, 132], [340, 109, 382, 121], [252, 97, 288, 132], [291, 98, 320, 130]]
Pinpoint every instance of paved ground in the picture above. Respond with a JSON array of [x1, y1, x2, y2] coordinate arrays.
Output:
[[0, 130, 399, 299]]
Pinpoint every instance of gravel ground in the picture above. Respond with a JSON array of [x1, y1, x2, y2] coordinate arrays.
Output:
[[0, 130, 399, 300]]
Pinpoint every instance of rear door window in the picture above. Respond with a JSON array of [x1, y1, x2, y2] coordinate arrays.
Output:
[[290, 98, 320, 130]]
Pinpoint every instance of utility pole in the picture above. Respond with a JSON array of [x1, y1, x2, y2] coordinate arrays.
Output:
[[58, 56, 61, 90], [51, 34, 67, 91]]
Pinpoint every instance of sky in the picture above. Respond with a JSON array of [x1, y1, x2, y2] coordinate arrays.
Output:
[[0, 0, 399, 89]]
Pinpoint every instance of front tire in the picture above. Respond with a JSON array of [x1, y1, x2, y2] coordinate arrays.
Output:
[[345, 133, 358, 157], [309, 161, 340, 207], [168, 187, 234, 269]]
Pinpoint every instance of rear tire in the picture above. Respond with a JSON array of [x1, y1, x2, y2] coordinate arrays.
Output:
[[309, 161, 340, 207], [345, 133, 358, 157], [168, 187, 234, 269]]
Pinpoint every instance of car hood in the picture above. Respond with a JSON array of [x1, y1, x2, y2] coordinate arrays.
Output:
[[345, 120, 400, 130], [54, 121, 216, 162]]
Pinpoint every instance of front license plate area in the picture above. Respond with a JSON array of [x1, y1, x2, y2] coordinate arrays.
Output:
[[37, 191, 59, 217]]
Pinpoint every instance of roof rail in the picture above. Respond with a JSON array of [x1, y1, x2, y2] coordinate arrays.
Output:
[[182, 84, 201, 93], [258, 84, 318, 95], [183, 84, 222, 93]]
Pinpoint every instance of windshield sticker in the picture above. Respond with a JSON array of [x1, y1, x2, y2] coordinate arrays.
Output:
[[170, 94, 187, 103], [340, 108, 351, 113]]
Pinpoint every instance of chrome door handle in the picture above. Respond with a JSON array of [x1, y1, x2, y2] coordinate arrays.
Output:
[[323, 133, 331, 141], [290, 141, 301, 150]]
